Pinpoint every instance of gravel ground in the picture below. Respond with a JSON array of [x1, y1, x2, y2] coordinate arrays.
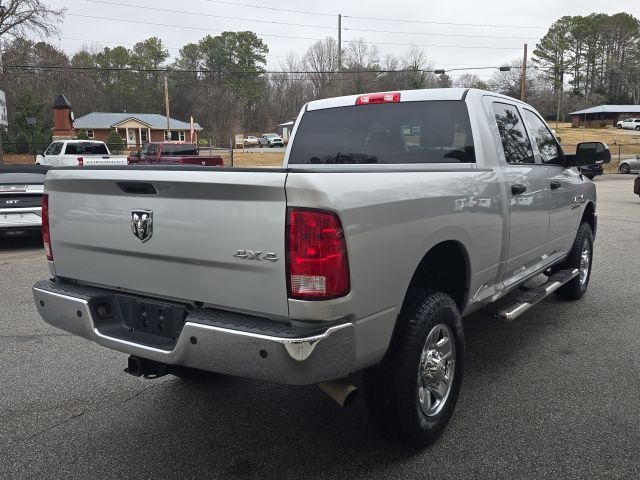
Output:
[[1, 175, 639, 479]]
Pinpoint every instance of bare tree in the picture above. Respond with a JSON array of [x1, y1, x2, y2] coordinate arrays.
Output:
[[454, 73, 488, 89], [344, 38, 380, 94], [303, 37, 338, 98], [402, 44, 435, 89], [0, 0, 66, 39]]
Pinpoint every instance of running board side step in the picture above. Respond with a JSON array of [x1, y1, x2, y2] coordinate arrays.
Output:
[[486, 269, 579, 322]]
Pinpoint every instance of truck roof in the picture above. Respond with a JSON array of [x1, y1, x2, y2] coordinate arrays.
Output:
[[305, 88, 529, 112]]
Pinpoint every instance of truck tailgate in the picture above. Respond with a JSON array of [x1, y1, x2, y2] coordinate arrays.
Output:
[[45, 168, 289, 318]]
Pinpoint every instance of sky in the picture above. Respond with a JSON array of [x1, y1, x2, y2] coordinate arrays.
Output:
[[48, 0, 634, 79]]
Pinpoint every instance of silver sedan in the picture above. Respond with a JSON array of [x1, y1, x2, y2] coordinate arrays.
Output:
[[619, 156, 640, 174]]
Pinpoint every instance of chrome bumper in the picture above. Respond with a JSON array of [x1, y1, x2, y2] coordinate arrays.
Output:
[[0, 207, 42, 229], [33, 280, 355, 385]]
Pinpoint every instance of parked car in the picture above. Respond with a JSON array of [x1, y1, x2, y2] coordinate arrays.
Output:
[[128, 142, 224, 166], [33, 88, 601, 447], [634, 175, 640, 197], [616, 118, 632, 129], [0, 165, 49, 235], [36, 140, 128, 166], [619, 118, 640, 131], [618, 155, 640, 174], [243, 136, 260, 147], [258, 133, 284, 148]]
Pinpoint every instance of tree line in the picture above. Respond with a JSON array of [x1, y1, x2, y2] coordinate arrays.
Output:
[[0, 11, 638, 149]]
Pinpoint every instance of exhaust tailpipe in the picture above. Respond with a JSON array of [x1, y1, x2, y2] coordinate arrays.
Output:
[[318, 380, 358, 407]]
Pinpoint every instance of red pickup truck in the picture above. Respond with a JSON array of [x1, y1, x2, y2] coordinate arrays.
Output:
[[127, 142, 224, 166]]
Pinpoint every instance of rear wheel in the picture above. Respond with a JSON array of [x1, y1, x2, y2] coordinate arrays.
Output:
[[636, 126, 640, 131], [364, 290, 464, 446], [555, 222, 593, 300], [620, 163, 630, 174]]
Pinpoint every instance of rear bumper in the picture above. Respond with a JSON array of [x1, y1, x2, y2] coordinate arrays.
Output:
[[0, 207, 42, 229], [33, 280, 355, 385]]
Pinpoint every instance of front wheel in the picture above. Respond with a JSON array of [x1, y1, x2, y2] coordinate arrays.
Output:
[[364, 290, 464, 446], [555, 222, 593, 300], [620, 163, 630, 174], [618, 124, 623, 129]]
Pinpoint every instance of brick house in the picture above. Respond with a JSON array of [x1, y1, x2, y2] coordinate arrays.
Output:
[[74, 112, 203, 146], [569, 105, 640, 128]]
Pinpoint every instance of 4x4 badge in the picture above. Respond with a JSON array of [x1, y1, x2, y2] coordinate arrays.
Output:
[[131, 210, 153, 243]]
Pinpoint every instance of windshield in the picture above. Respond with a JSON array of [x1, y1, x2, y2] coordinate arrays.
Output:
[[288, 100, 475, 165]]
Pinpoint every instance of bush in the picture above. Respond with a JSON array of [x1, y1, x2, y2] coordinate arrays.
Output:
[[76, 130, 89, 140], [15, 132, 29, 154], [1, 131, 15, 153], [106, 130, 124, 153]]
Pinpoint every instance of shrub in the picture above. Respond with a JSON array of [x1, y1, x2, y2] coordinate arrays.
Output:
[[15, 132, 29, 154], [76, 130, 89, 140], [1, 131, 15, 153], [106, 130, 124, 153]]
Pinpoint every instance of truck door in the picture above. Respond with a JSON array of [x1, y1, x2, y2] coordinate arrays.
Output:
[[522, 108, 584, 254], [489, 101, 551, 287]]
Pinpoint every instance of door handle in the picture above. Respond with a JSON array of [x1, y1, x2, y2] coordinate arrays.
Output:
[[550, 180, 562, 190], [511, 184, 527, 195]]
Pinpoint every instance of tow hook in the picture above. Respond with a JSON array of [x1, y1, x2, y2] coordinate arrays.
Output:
[[125, 355, 170, 379]]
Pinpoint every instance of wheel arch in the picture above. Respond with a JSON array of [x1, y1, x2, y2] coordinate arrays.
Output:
[[581, 201, 596, 239], [402, 239, 471, 313]]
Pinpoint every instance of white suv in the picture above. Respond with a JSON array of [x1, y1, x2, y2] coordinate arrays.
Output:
[[620, 118, 640, 131]]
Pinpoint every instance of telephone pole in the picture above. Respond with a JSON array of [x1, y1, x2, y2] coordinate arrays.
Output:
[[520, 43, 527, 102], [338, 13, 342, 96], [164, 75, 170, 140], [555, 70, 564, 130]]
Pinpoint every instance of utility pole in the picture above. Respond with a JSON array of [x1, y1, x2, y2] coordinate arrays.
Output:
[[520, 43, 527, 102], [164, 75, 170, 140], [338, 13, 342, 96]]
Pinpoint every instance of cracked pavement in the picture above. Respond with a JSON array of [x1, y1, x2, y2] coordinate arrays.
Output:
[[1, 175, 640, 479]]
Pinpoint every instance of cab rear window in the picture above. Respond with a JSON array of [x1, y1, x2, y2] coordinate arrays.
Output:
[[288, 100, 475, 164], [162, 144, 198, 156]]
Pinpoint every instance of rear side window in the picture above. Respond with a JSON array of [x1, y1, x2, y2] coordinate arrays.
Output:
[[162, 144, 198, 156], [64, 142, 108, 155], [288, 100, 475, 164], [45, 142, 63, 155], [492, 103, 534, 164], [523, 109, 561, 164]]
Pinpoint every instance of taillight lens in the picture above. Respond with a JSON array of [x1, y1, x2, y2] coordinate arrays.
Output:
[[42, 194, 53, 261], [356, 92, 400, 105], [77, 157, 84, 166], [287, 208, 350, 300]]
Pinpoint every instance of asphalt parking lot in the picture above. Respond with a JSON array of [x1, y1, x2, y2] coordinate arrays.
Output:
[[1, 174, 639, 479]]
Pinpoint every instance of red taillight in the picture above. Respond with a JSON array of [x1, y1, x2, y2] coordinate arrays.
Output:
[[77, 157, 84, 166], [42, 194, 53, 261], [287, 208, 350, 300], [356, 92, 400, 105]]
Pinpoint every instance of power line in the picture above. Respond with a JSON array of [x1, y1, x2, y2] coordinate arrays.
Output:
[[344, 15, 546, 29], [202, 0, 334, 17], [85, 0, 336, 29], [66, 13, 324, 41], [344, 39, 524, 50], [58, 37, 288, 57], [343, 27, 539, 40]]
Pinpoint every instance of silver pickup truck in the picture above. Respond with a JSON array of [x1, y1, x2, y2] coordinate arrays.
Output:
[[33, 88, 607, 446]]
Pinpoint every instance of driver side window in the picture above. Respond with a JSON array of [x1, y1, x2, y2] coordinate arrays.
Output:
[[523, 109, 561, 164]]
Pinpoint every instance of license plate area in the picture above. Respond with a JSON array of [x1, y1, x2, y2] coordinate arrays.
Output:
[[89, 294, 188, 342], [131, 300, 185, 339]]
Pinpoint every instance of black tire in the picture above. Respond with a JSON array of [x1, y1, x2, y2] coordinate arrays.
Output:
[[171, 366, 221, 381], [617, 124, 622, 129], [364, 290, 464, 446], [636, 126, 640, 131], [555, 222, 593, 300], [620, 163, 630, 174]]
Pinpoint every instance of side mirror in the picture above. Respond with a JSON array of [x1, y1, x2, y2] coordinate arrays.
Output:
[[575, 141, 611, 166]]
